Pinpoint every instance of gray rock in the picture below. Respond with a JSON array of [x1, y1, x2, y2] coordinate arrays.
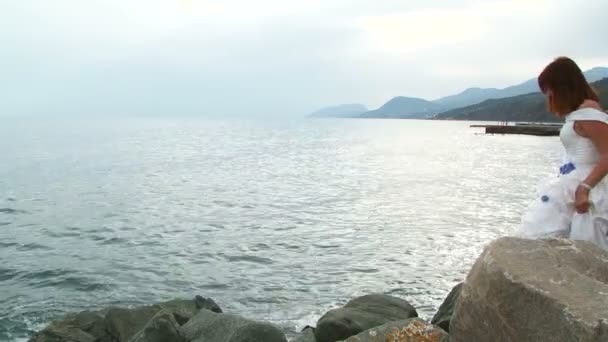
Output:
[[72, 310, 109, 339], [229, 322, 289, 342], [104, 296, 215, 341], [31, 296, 213, 342], [180, 309, 287, 342], [451, 237, 608, 342], [193, 295, 223, 313], [29, 326, 97, 342], [159, 298, 210, 324], [315, 294, 418, 342], [128, 310, 186, 342], [293, 326, 316, 342], [106, 305, 162, 342], [341, 318, 449, 342], [28, 310, 108, 342], [430, 282, 463, 333]]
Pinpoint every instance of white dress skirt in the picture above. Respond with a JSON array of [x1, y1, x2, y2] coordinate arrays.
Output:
[[519, 108, 608, 250]]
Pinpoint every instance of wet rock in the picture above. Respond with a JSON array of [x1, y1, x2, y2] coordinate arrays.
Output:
[[29, 310, 108, 342], [106, 305, 161, 342], [159, 297, 214, 324], [229, 321, 289, 342], [430, 282, 463, 332], [193, 295, 222, 313], [30, 296, 215, 342], [315, 294, 418, 342], [128, 310, 186, 342], [29, 326, 97, 342], [293, 326, 316, 342], [180, 309, 287, 342]]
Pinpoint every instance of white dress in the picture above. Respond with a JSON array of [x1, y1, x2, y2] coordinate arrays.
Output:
[[520, 108, 608, 250]]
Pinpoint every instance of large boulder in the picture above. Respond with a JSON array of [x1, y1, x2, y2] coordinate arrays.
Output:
[[106, 305, 162, 342], [29, 310, 108, 342], [128, 310, 186, 342], [29, 325, 97, 342], [314, 294, 418, 342], [30, 296, 217, 342], [228, 322, 289, 342], [293, 326, 316, 342], [430, 282, 463, 333], [72, 310, 110, 340], [180, 309, 287, 342], [451, 237, 608, 342], [158, 296, 219, 325], [341, 318, 449, 342], [193, 295, 223, 314]]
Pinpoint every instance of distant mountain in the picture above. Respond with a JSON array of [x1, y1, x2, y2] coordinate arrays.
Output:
[[433, 87, 502, 109], [583, 67, 608, 83], [433, 67, 608, 109], [433, 92, 551, 122], [433, 77, 608, 122], [360, 96, 446, 119], [308, 104, 368, 118], [595, 76, 608, 96], [311, 67, 608, 120]]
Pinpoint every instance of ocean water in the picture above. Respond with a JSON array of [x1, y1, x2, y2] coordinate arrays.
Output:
[[0, 117, 561, 341]]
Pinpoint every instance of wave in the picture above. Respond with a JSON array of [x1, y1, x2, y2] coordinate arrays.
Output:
[[0, 208, 28, 215]]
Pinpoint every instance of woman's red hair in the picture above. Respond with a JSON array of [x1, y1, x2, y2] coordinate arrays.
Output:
[[538, 57, 599, 116]]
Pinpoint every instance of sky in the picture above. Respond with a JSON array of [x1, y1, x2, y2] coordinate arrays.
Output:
[[2, 0, 608, 117]]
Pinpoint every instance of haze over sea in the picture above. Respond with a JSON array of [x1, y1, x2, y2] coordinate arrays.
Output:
[[0, 117, 561, 341]]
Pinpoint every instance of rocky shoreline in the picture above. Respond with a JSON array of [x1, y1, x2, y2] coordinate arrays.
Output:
[[30, 237, 608, 342]]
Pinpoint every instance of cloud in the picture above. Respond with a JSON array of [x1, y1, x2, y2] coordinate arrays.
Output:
[[359, 8, 488, 54], [348, 0, 608, 100], [1, 0, 607, 116]]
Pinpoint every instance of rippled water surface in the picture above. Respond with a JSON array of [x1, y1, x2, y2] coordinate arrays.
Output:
[[0, 117, 562, 340]]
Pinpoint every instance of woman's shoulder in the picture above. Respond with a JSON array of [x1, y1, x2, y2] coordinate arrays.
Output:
[[566, 108, 608, 122]]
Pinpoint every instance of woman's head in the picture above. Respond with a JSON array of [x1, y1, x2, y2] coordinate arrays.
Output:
[[538, 57, 599, 117]]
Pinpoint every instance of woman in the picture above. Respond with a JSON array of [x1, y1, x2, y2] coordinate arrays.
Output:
[[520, 57, 608, 249]]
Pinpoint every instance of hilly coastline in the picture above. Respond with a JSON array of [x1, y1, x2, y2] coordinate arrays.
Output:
[[308, 104, 368, 118], [434, 77, 608, 122], [311, 67, 608, 121], [359, 97, 446, 119]]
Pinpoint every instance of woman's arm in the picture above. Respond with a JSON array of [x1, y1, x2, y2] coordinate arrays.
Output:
[[574, 120, 608, 213], [577, 121, 608, 187]]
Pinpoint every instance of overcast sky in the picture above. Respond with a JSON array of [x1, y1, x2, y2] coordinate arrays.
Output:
[[2, 0, 607, 117]]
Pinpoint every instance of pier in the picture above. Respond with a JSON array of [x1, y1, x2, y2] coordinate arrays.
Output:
[[471, 123, 562, 136]]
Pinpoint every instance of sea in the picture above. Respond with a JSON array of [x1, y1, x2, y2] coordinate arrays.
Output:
[[0, 117, 562, 341]]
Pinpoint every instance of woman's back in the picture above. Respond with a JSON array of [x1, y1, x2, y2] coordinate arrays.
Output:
[[561, 108, 608, 167]]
